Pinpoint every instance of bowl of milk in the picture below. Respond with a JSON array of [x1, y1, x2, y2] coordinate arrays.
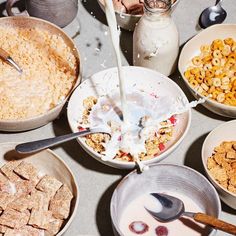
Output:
[[110, 164, 221, 236]]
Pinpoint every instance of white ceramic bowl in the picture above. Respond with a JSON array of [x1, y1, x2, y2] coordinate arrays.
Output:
[[98, 0, 180, 31], [67, 66, 191, 169], [202, 120, 236, 209], [110, 164, 221, 236], [0, 16, 81, 132], [0, 142, 79, 235], [178, 24, 236, 118]]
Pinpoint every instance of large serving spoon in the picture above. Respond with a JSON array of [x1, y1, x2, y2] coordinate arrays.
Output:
[[146, 193, 236, 235], [15, 126, 111, 154], [199, 0, 227, 29]]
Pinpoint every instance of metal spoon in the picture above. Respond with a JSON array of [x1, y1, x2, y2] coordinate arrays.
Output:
[[199, 0, 227, 29], [146, 193, 236, 235], [0, 48, 23, 73], [15, 126, 111, 154]]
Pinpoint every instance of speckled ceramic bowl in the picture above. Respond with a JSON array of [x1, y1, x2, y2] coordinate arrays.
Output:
[[0, 142, 79, 235], [0, 16, 81, 132], [98, 0, 180, 31], [178, 24, 236, 118], [67, 66, 191, 169], [110, 164, 221, 236], [202, 120, 236, 209]]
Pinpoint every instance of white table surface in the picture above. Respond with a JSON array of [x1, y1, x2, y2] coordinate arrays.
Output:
[[0, 0, 235, 235]]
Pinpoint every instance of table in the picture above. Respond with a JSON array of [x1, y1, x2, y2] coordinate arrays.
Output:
[[0, 0, 235, 235]]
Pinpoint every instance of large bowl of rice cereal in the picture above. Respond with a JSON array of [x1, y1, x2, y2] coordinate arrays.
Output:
[[0, 16, 80, 132]]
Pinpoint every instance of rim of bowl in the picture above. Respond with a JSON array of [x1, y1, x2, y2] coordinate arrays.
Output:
[[0, 16, 81, 125], [98, 0, 180, 18], [110, 163, 221, 236], [0, 142, 79, 235], [201, 120, 236, 198], [178, 24, 236, 112], [68, 66, 192, 167]]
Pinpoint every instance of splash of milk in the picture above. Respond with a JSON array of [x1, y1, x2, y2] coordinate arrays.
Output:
[[104, 0, 128, 124]]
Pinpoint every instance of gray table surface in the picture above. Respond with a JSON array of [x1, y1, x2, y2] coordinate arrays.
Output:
[[0, 0, 235, 235]]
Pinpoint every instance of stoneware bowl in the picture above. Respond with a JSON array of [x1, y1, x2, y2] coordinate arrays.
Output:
[[97, 0, 180, 31], [178, 24, 236, 118], [110, 164, 221, 236], [67, 66, 191, 169], [0, 16, 81, 132], [202, 120, 236, 209], [0, 142, 79, 235]]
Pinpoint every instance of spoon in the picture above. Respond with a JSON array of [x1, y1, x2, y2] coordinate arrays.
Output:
[[199, 0, 227, 29], [15, 126, 111, 154], [146, 193, 236, 235], [0, 48, 23, 73]]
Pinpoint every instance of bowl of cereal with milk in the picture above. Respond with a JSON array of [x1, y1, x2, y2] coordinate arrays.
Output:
[[67, 66, 191, 170], [179, 24, 236, 118], [0, 16, 80, 132], [97, 0, 179, 31], [0, 142, 78, 235], [110, 164, 221, 236], [202, 120, 236, 209]]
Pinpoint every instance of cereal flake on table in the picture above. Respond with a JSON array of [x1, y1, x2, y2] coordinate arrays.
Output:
[[207, 141, 236, 193]]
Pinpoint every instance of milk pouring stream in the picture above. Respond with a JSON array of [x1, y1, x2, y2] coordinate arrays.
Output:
[[133, 0, 179, 76]]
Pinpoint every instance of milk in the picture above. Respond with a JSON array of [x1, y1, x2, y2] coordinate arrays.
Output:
[[133, 1, 179, 76], [119, 192, 209, 236]]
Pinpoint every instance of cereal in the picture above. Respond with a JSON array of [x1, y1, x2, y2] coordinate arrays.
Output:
[[207, 141, 236, 194], [0, 26, 77, 120], [0, 161, 73, 235], [184, 38, 236, 106], [80, 96, 175, 162], [36, 175, 62, 198]]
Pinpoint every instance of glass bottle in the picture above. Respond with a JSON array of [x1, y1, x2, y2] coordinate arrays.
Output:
[[133, 0, 179, 76]]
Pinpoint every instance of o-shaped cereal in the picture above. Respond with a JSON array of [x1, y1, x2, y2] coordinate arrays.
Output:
[[192, 56, 202, 66]]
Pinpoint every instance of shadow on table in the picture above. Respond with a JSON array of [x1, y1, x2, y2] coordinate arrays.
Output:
[[184, 133, 208, 175], [96, 178, 124, 236], [51, 109, 129, 175]]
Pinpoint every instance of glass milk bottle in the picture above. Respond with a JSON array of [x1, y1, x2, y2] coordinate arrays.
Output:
[[133, 0, 179, 76]]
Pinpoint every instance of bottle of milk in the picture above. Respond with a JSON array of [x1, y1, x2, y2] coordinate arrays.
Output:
[[133, 0, 179, 76]]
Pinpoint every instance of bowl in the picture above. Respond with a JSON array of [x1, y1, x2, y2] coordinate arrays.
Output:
[[97, 0, 180, 31], [110, 164, 221, 236], [178, 24, 236, 118], [0, 142, 79, 235], [202, 120, 236, 209], [67, 66, 191, 169], [0, 16, 81, 132]]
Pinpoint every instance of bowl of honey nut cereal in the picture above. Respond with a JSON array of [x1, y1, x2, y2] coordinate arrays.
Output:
[[202, 120, 236, 209], [179, 24, 236, 118], [97, 0, 179, 31], [67, 66, 191, 170], [0, 16, 80, 132], [0, 142, 79, 235]]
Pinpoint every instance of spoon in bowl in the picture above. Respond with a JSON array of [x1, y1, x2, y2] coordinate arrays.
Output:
[[199, 0, 227, 29], [146, 193, 236, 235], [15, 125, 111, 154]]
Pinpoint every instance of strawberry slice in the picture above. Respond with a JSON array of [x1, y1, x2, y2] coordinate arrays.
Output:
[[158, 143, 165, 151]]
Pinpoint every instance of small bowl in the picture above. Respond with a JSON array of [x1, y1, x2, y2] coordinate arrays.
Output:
[[67, 66, 191, 169], [178, 24, 236, 118], [97, 0, 180, 31], [0, 16, 81, 132], [0, 142, 79, 235], [110, 164, 221, 236], [202, 120, 236, 209]]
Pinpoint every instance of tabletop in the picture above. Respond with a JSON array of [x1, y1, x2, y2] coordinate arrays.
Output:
[[0, 0, 235, 235]]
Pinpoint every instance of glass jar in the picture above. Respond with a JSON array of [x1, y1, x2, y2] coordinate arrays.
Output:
[[133, 0, 179, 76]]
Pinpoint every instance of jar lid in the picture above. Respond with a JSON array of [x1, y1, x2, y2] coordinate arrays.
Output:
[[144, 0, 171, 13]]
